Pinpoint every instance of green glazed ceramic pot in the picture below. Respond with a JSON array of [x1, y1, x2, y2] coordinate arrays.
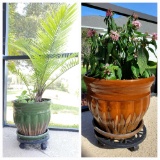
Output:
[[13, 99, 51, 136]]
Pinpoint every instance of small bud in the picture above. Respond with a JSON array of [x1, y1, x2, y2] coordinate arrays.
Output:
[[106, 9, 113, 17]]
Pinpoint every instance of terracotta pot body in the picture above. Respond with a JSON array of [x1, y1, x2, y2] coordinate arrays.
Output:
[[13, 98, 51, 136], [84, 76, 154, 137]]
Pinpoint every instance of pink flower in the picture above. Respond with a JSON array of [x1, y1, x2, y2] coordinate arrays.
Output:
[[106, 9, 113, 17], [110, 30, 120, 41], [87, 29, 96, 37], [152, 33, 157, 40], [132, 20, 141, 29]]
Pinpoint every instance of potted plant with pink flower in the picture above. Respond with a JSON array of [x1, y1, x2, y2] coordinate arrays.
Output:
[[83, 9, 157, 147]]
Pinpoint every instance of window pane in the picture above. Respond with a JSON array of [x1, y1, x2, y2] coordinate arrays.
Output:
[[8, 3, 66, 56]]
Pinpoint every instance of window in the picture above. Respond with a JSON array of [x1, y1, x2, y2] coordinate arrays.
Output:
[[3, 3, 80, 130]]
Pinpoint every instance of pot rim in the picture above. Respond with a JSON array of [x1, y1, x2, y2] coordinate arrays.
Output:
[[83, 75, 155, 87], [84, 75, 155, 82], [12, 98, 51, 104]]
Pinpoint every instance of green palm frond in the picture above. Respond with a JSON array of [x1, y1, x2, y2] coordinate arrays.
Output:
[[44, 53, 79, 90], [8, 61, 33, 98], [9, 3, 79, 102]]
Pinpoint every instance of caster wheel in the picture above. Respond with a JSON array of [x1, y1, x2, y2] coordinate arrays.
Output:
[[128, 145, 139, 151], [41, 143, 47, 150], [19, 143, 25, 149]]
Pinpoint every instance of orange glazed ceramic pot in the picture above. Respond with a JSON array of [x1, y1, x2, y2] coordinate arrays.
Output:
[[84, 76, 155, 139]]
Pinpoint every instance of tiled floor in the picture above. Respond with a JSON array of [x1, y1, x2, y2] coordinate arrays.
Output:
[[3, 127, 80, 157]]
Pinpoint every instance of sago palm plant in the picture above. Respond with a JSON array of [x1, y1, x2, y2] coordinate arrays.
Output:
[[8, 3, 79, 102]]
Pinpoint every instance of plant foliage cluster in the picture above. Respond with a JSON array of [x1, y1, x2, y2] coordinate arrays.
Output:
[[84, 10, 157, 80], [8, 3, 78, 102]]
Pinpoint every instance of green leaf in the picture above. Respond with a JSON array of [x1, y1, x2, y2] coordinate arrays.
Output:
[[128, 46, 135, 53], [152, 40, 157, 50], [142, 70, 150, 78], [127, 55, 134, 61], [21, 90, 27, 95], [137, 48, 148, 75], [112, 66, 119, 70], [19, 100, 28, 103], [116, 68, 122, 79], [148, 61, 157, 67], [148, 47, 155, 53], [144, 48, 149, 60], [148, 47, 157, 58], [134, 31, 143, 36], [107, 42, 113, 54], [146, 69, 152, 77], [104, 17, 109, 25], [100, 63, 105, 69], [111, 18, 116, 30], [117, 40, 122, 51], [105, 74, 117, 80], [131, 65, 139, 78], [93, 68, 101, 78]]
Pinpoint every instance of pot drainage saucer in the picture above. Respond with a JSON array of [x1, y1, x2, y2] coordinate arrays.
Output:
[[92, 119, 146, 151], [16, 129, 49, 150]]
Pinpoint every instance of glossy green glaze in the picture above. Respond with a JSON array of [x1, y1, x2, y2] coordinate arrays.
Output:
[[17, 129, 49, 141], [13, 99, 51, 136]]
